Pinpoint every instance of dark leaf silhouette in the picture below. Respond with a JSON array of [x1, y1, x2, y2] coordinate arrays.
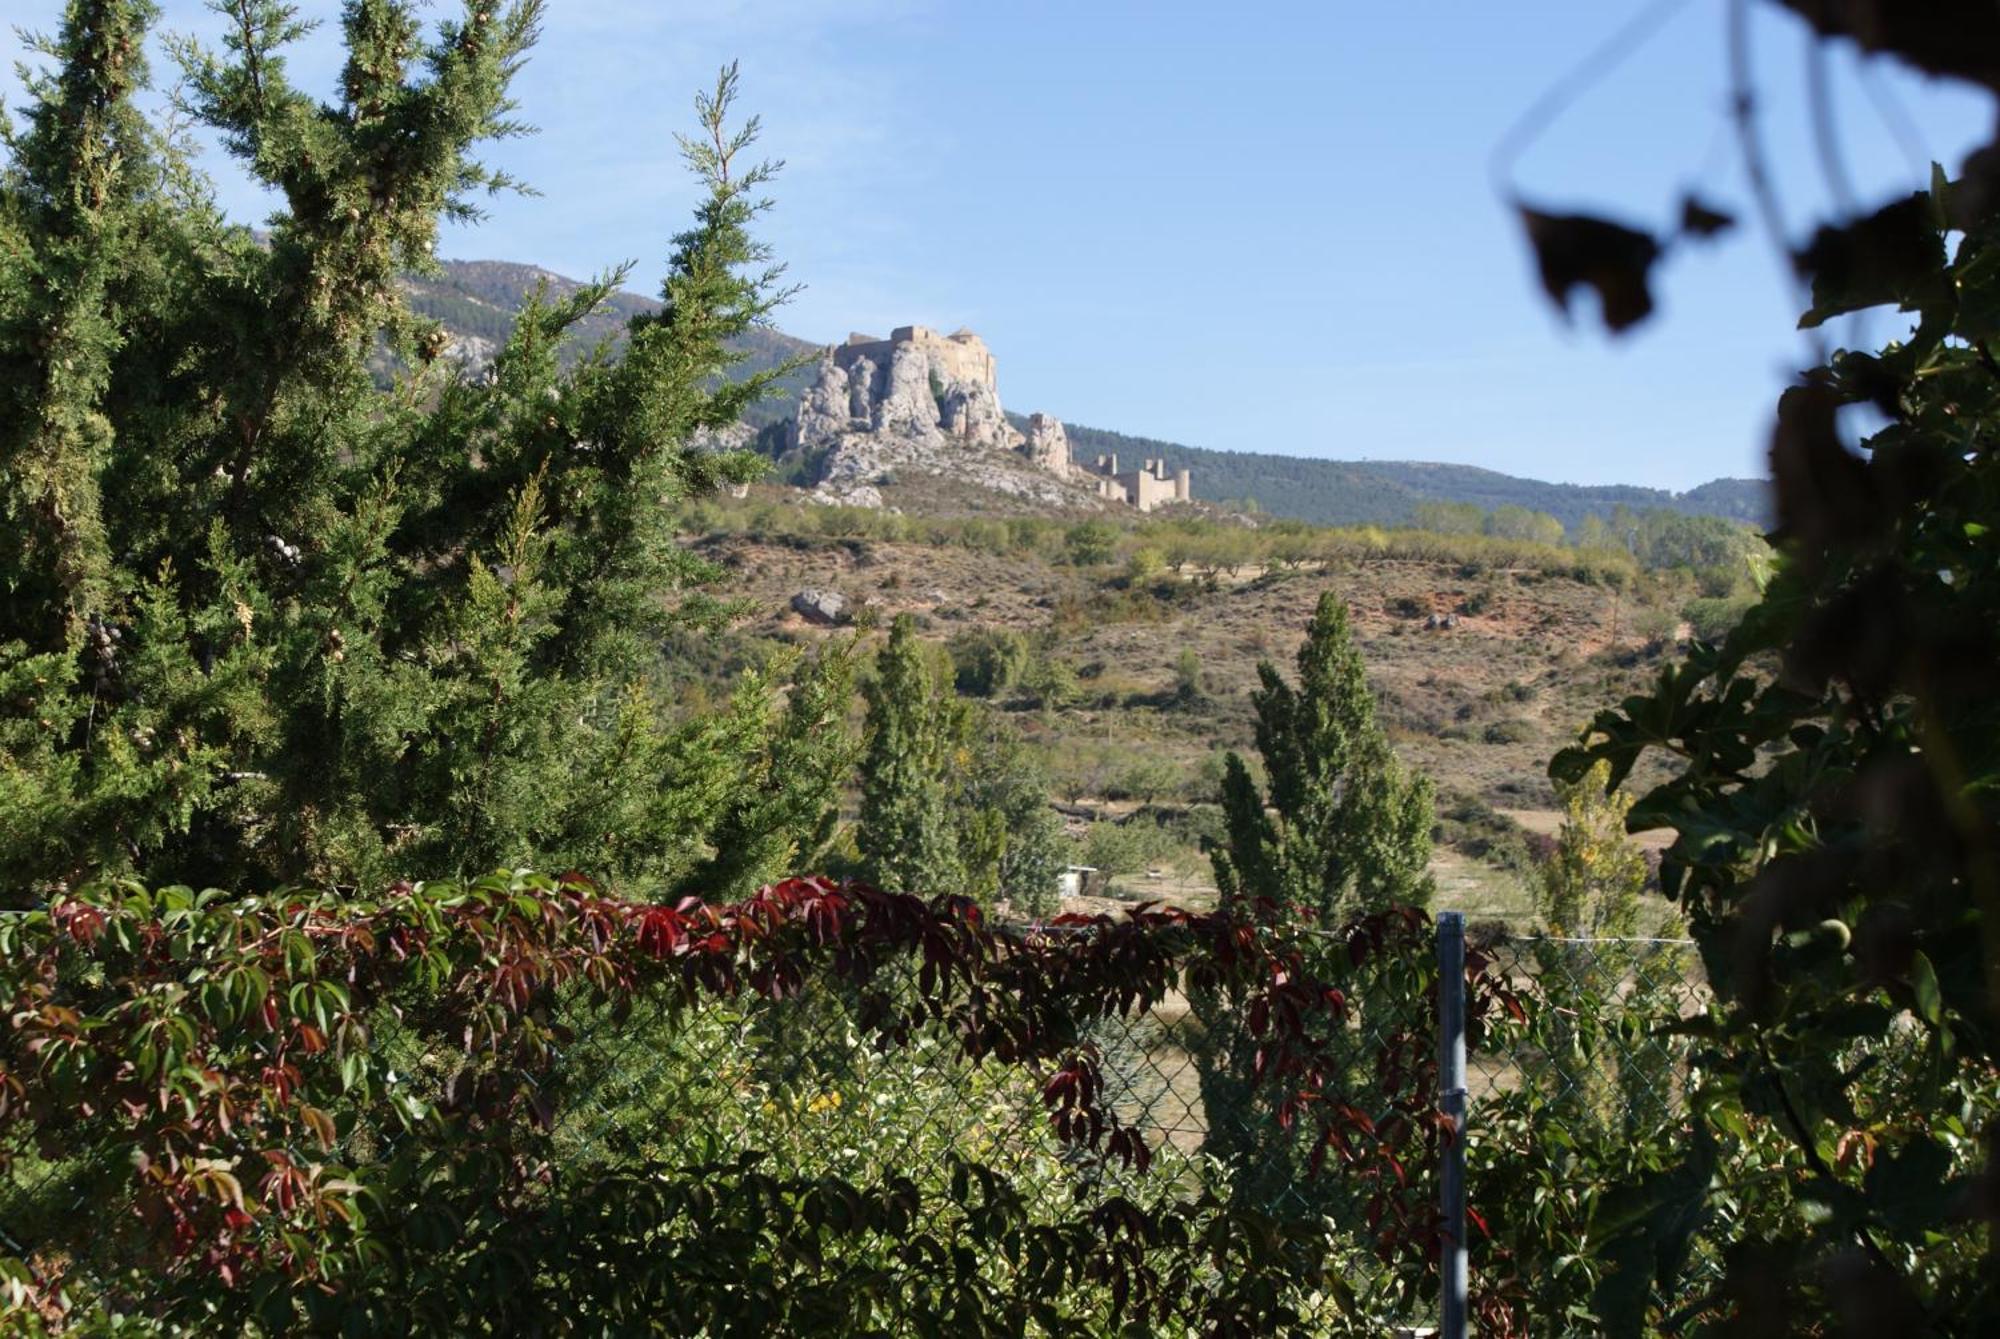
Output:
[[1777, 0, 2000, 93], [1795, 193, 1947, 328], [1678, 194, 1736, 240], [1767, 384, 1884, 550], [1518, 205, 1662, 333]]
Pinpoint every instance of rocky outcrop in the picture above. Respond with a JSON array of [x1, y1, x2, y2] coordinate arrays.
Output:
[[444, 333, 497, 374], [1024, 413, 1071, 479], [794, 353, 852, 451], [687, 421, 755, 453], [790, 589, 849, 625], [876, 341, 942, 436], [797, 328, 1023, 454], [943, 380, 1014, 448], [791, 325, 1091, 509]]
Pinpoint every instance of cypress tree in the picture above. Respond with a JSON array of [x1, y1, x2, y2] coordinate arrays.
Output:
[[855, 614, 965, 897], [1209, 590, 1435, 923], [1195, 590, 1435, 1197], [0, 5, 834, 901]]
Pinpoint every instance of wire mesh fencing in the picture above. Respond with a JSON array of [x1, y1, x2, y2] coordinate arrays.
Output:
[[1469, 933, 1708, 1121], [0, 917, 1726, 1333], [533, 941, 1444, 1330], [1461, 931, 1721, 1331]]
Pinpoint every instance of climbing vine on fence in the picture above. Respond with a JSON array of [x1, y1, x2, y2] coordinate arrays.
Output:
[[0, 871, 1517, 1333]]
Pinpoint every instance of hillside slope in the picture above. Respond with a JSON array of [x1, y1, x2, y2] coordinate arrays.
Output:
[[672, 489, 1691, 924]]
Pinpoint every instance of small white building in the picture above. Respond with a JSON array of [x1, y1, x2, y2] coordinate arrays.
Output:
[[1057, 865, 1098, 902]]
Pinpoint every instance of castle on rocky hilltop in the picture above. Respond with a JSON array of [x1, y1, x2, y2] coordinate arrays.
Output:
[[836, 326, 996, 398], [790, 325, 1190, 512]]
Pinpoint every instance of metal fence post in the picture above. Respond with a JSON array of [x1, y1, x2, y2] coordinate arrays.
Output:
[[1437, 910, 1469, 1339]]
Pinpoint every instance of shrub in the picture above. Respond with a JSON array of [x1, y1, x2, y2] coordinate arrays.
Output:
[[1064, 520, 1119, 567], [1681, 594, 1753, 643], [947, 627, 1029, 698], [1482, 719, 1537, 745]]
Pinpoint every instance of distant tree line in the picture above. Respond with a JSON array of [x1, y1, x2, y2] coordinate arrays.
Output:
[[1043, 418, 1768, 531]]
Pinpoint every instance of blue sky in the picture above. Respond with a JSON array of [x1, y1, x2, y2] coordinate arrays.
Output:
[[6, 2, 1991, 488]]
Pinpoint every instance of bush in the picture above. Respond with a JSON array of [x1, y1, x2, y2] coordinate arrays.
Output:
[[1016, 648, 1080, 709], [1064, 520, 1119, 567], [1682, 594, 1753, 643], [1123, 545, 1168, 587], [1077, 817, 1178, 877], [948, 627, 1030, 698], [1482, 718, 1537, 745]]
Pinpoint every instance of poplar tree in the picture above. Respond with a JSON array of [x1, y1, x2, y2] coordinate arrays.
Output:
[[0, 4, 837, 901]]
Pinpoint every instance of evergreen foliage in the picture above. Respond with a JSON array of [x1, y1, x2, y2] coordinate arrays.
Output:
[[1191, 591, 1436, 1211], [855, 614, 965, 898], [857, 616, 1066, 911], [1208, 591, 1435, 924], [1532, 758, 1644, 939], [955, 715, 1067, 917], [0, 6, 839, 902]]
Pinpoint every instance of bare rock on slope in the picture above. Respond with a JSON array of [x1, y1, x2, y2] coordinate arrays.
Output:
[[790, 589, 849, 625]]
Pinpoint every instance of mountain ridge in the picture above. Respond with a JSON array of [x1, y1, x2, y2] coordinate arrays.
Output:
[[408, 256, 1768, 529]]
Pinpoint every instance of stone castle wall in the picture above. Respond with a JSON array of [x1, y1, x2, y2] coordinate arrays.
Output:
[[837, 326, 996, 393], [1079, 453, 1191, 513]]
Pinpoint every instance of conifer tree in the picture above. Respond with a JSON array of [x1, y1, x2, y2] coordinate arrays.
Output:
[[1195, 591, 1435, 1196], [1534, 758, 1644, 939], [855, 614, 965, 897], [956, 716, 1068, 916], [676, 642, 860, 902], [0, 0, 164, 652], [0, 5, 833, 902], [1208, 590, 1435, 923]]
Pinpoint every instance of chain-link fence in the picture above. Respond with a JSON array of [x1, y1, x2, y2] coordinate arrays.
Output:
[[529, 939, 1442, 1330], [1461, 928, 1719, 1334], [0, 917, 1718, 1333]]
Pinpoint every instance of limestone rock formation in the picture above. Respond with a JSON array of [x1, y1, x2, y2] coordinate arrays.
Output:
[[1024, 413, 1072, 479], [444, 333, 497, 374], [876, 341, 941, 436], [790, 589, 849, 625], [790, 325, 1092, 509], [794, 353, 851, 451], [687, 421, 755, 453]]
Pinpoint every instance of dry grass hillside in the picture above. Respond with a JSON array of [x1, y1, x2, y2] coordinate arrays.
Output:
[[676, 490, 1695, 928]]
